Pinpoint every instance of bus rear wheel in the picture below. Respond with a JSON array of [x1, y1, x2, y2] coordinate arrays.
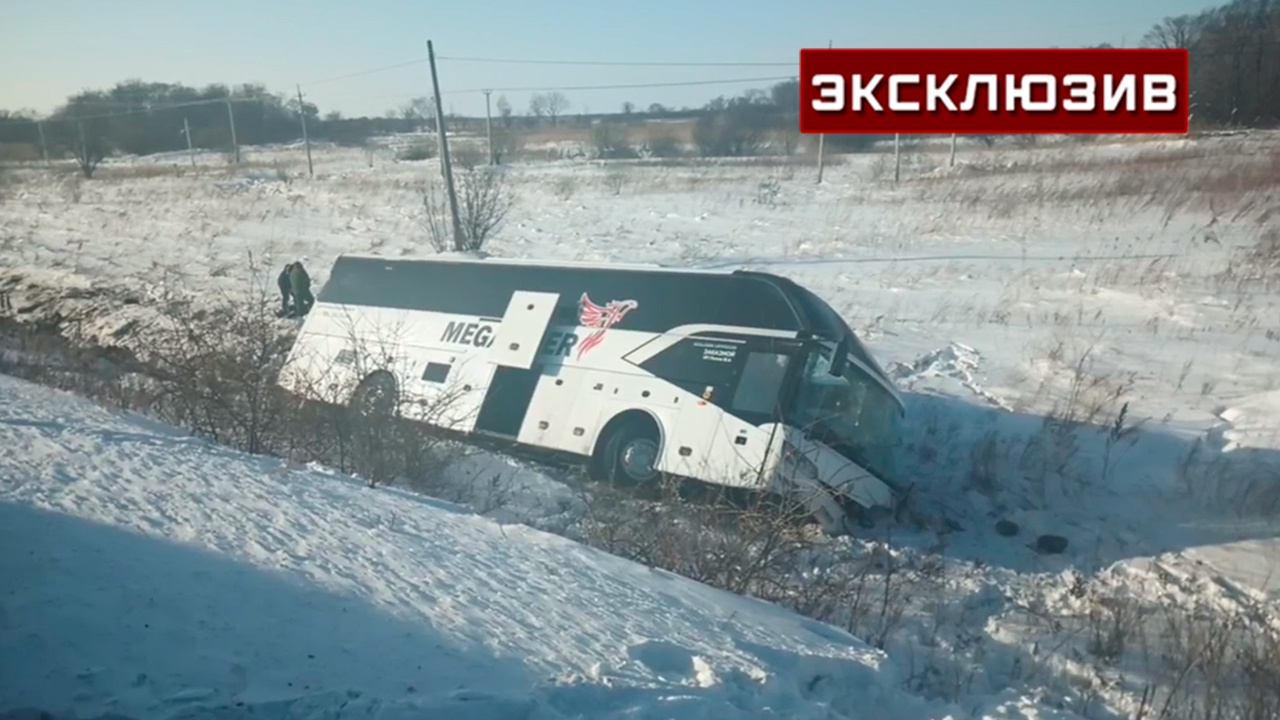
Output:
[[594, 416, 661, 486], [349, 371, 398, 418]]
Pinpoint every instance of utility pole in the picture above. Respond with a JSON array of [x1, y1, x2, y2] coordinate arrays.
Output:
[[483, 89, 494, 165], [949, 133, 957, 168], [35, 121, 49, 167], [427, 40, 464, 249], [226, 97, 240, 164], [296, 84, 314, 178], [816, 39, 832, 184], [183, 117, 196, 168]]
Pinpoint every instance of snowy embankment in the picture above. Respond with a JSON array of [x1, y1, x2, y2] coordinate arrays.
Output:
[[1, 373, 1087, 720]]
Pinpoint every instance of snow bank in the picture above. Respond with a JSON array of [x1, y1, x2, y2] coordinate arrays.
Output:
[[0, 374, 976, 720]]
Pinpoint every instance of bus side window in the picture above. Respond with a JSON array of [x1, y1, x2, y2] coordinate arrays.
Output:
[[731, 352, 791, 416]]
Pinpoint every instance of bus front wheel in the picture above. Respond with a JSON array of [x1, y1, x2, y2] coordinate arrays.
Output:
[[593, 416, 661, 486]]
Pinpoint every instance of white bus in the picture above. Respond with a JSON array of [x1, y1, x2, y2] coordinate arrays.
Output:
[[276, 253, 907, 534]]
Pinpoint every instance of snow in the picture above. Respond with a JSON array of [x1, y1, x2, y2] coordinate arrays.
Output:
[[3, 130, 1280, 718], [2, 373, 960, 720]]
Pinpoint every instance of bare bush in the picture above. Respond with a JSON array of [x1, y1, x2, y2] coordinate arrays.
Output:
[[995, 564, 1280, 720], [602, 169, 626, 196], [590, 122, 635, 160], [641, 134, 683, 158], [452, 144, 485, 171], [917, 142, 1280, 225], [572, 475, 823, 595], [1221, 226, 1280, 290], [143, 278, 297, 455], [396, 142, 435, 161], [693, 110, 768, 158], [7, 257, 472, 498], [568, 472, 937, 655], [487, 129, 523, 164], [421, 167, 515, 253], [71, 123, 109, 179], [551, 175, 576, 200]]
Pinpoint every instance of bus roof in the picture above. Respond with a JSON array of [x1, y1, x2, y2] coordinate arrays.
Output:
[[334, 252, 738, 275]]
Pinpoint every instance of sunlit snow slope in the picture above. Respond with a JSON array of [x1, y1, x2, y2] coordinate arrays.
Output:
[[0, 374, 971, 720]]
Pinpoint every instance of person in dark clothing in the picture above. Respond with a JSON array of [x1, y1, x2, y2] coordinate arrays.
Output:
[[277, 263, 294, 317], [289, 261, 314, 317]]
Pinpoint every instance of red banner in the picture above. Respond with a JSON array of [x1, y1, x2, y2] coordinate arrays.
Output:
[[798, 48, 1189, 134]]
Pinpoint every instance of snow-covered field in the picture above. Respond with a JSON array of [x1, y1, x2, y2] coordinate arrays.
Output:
[[2, 131, 1280, 718]]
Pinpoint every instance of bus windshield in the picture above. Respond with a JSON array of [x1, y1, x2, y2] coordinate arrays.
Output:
[[788, 346, 903, 484]]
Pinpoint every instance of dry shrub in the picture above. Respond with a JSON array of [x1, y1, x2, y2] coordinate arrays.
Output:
[[551, 175, 576, 200], [421, 166, 515, 253], [490, 129, 523, 163], [569, 473, 941, 655], [1220, 226, 1280, 290], [396, 142, 435, 161], [1094, 574, 1280, 720], [601, 169, 626, 195], [451, 144, 486, 170], [1, 260, 469, 494], [995, 566, 1280, 720], [514, 119, 696, 151], [97, 164, 194, 181], [917, 141, 1280, 223], [572, 475, 819, 596], [641, 134, 683, 158]]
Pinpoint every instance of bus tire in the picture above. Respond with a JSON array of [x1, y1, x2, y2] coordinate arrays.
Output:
[[593, 415, 661, 486], [349, 371, 398, 418]]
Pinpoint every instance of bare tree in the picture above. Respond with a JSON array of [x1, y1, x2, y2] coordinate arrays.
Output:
[[621, 101, 635, 115], [399, 96, 434, 133], [528, 94, 548, 124], [72, 122, 108, 178], [544, 92, 570, 126], [1142, 15, 1199, 48]]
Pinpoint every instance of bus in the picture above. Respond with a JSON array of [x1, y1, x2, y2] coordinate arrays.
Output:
[[276, 253, 907, 534]]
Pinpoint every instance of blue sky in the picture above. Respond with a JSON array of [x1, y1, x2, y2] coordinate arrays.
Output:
[[1, 0, 1221, 119]]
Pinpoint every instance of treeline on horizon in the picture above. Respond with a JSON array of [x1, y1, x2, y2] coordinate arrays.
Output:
[[0, 0, 1276, 162]]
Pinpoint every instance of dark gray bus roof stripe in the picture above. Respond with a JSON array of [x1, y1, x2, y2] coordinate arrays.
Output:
[[316, 254, 807, 334]]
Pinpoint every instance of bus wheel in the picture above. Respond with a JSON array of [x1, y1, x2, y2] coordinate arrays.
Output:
[[596, 417, 661, 486], [349, 371, 398, 418]]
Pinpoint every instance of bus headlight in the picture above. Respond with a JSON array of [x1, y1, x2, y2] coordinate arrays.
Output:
[[782, 440, 820, 479]]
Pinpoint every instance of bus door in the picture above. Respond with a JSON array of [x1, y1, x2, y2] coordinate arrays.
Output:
[[469, 290, 560, 437]]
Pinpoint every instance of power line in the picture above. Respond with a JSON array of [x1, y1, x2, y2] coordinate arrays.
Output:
[[294, 53, 795, 89], [319, 75, 796, 105], [442, 75, 795, 96], [435, 54, 795, 68]]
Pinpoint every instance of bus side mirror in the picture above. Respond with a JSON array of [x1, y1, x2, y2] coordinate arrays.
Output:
[[830, 337, 849, 377]]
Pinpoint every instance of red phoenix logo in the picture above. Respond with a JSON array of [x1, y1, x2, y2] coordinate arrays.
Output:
[[577, 292, 638, 359]]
